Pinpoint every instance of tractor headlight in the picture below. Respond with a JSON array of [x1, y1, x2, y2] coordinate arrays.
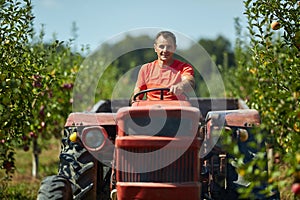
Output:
[[237, 128, 249, 142], [82, 126, 108, 151]]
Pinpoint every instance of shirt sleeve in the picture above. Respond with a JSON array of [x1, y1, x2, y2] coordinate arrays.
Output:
[[181, 63, 194, 78]]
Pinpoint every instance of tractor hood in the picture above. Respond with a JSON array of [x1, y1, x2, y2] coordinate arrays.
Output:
[[65, 112, 117, 127]]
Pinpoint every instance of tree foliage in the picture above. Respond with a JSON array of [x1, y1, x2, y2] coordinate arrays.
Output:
[[0, 0, 37, 178], [244, 0, 299, 161], [93, 35, 156, 100], [226, 0, 300, 197], [199, 35, 235, 67], [0, 0, 85, 180]]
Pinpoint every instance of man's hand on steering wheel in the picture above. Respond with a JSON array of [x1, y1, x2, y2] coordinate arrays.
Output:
[[169, 77, 194, 95], [168, 83, 184, 95]]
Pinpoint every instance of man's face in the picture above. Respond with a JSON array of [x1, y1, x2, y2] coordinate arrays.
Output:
[[154, 36, 176, 64]]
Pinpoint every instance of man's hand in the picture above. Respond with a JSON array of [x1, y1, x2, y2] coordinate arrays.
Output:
[[169, 83, 184, 95], [169, 75, 195, 95], [131, 87, 142, 103]]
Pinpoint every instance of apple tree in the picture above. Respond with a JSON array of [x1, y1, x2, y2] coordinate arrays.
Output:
[[0, 0, 41, 179], [229, 0, 299, 197], [0, 0, 86, 180]]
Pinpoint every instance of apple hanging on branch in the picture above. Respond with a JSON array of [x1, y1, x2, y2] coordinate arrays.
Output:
[[292, 183, 300, 196], [271, 21, 281, 30]]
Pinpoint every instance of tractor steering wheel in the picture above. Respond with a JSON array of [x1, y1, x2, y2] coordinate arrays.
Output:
[[133, 88, 170, 101], [132, 87, 188, 101]]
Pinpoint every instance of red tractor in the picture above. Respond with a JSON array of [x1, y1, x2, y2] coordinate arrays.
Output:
[[37, 88, 280, 200]]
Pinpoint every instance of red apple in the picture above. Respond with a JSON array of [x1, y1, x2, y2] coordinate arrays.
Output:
[[22, 135, 28, 141], [3, 161, 13, 172], [23, 145, 29, 152], [41, 121, 46, 128], [39, 105, 45, 116], [29, 131, 37, 139], [292, 183, 300, 195]]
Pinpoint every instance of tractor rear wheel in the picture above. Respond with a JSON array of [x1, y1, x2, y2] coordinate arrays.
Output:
[[37, 175, 72, 200]]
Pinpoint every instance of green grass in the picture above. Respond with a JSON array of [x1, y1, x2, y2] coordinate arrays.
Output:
[[0, 138, 60, 200], [1, 183, 40, 200]]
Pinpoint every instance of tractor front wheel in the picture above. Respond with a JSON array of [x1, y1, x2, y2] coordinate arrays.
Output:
[[37, 175, 72, 200]]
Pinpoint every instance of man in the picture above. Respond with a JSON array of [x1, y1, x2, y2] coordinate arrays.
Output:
[[133, 31, 195, 101]]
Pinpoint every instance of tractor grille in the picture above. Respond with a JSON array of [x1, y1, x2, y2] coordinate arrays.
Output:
[[116, 146, 199, 183]]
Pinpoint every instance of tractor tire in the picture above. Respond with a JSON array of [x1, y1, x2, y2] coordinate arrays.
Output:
[[37, 175, 72, 200], [58, 128, 98, 200]]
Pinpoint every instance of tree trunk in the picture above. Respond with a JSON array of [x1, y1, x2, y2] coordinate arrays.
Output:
[[32, 138, 39, 178]]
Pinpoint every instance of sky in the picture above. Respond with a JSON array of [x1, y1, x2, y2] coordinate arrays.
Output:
[[31, 0, 247, 52]]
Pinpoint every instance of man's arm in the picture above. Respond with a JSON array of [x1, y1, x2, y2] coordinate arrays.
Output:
[[132, 87, 143, 100], [131, 86, 147, 103], [169, 75, 195, 95]]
